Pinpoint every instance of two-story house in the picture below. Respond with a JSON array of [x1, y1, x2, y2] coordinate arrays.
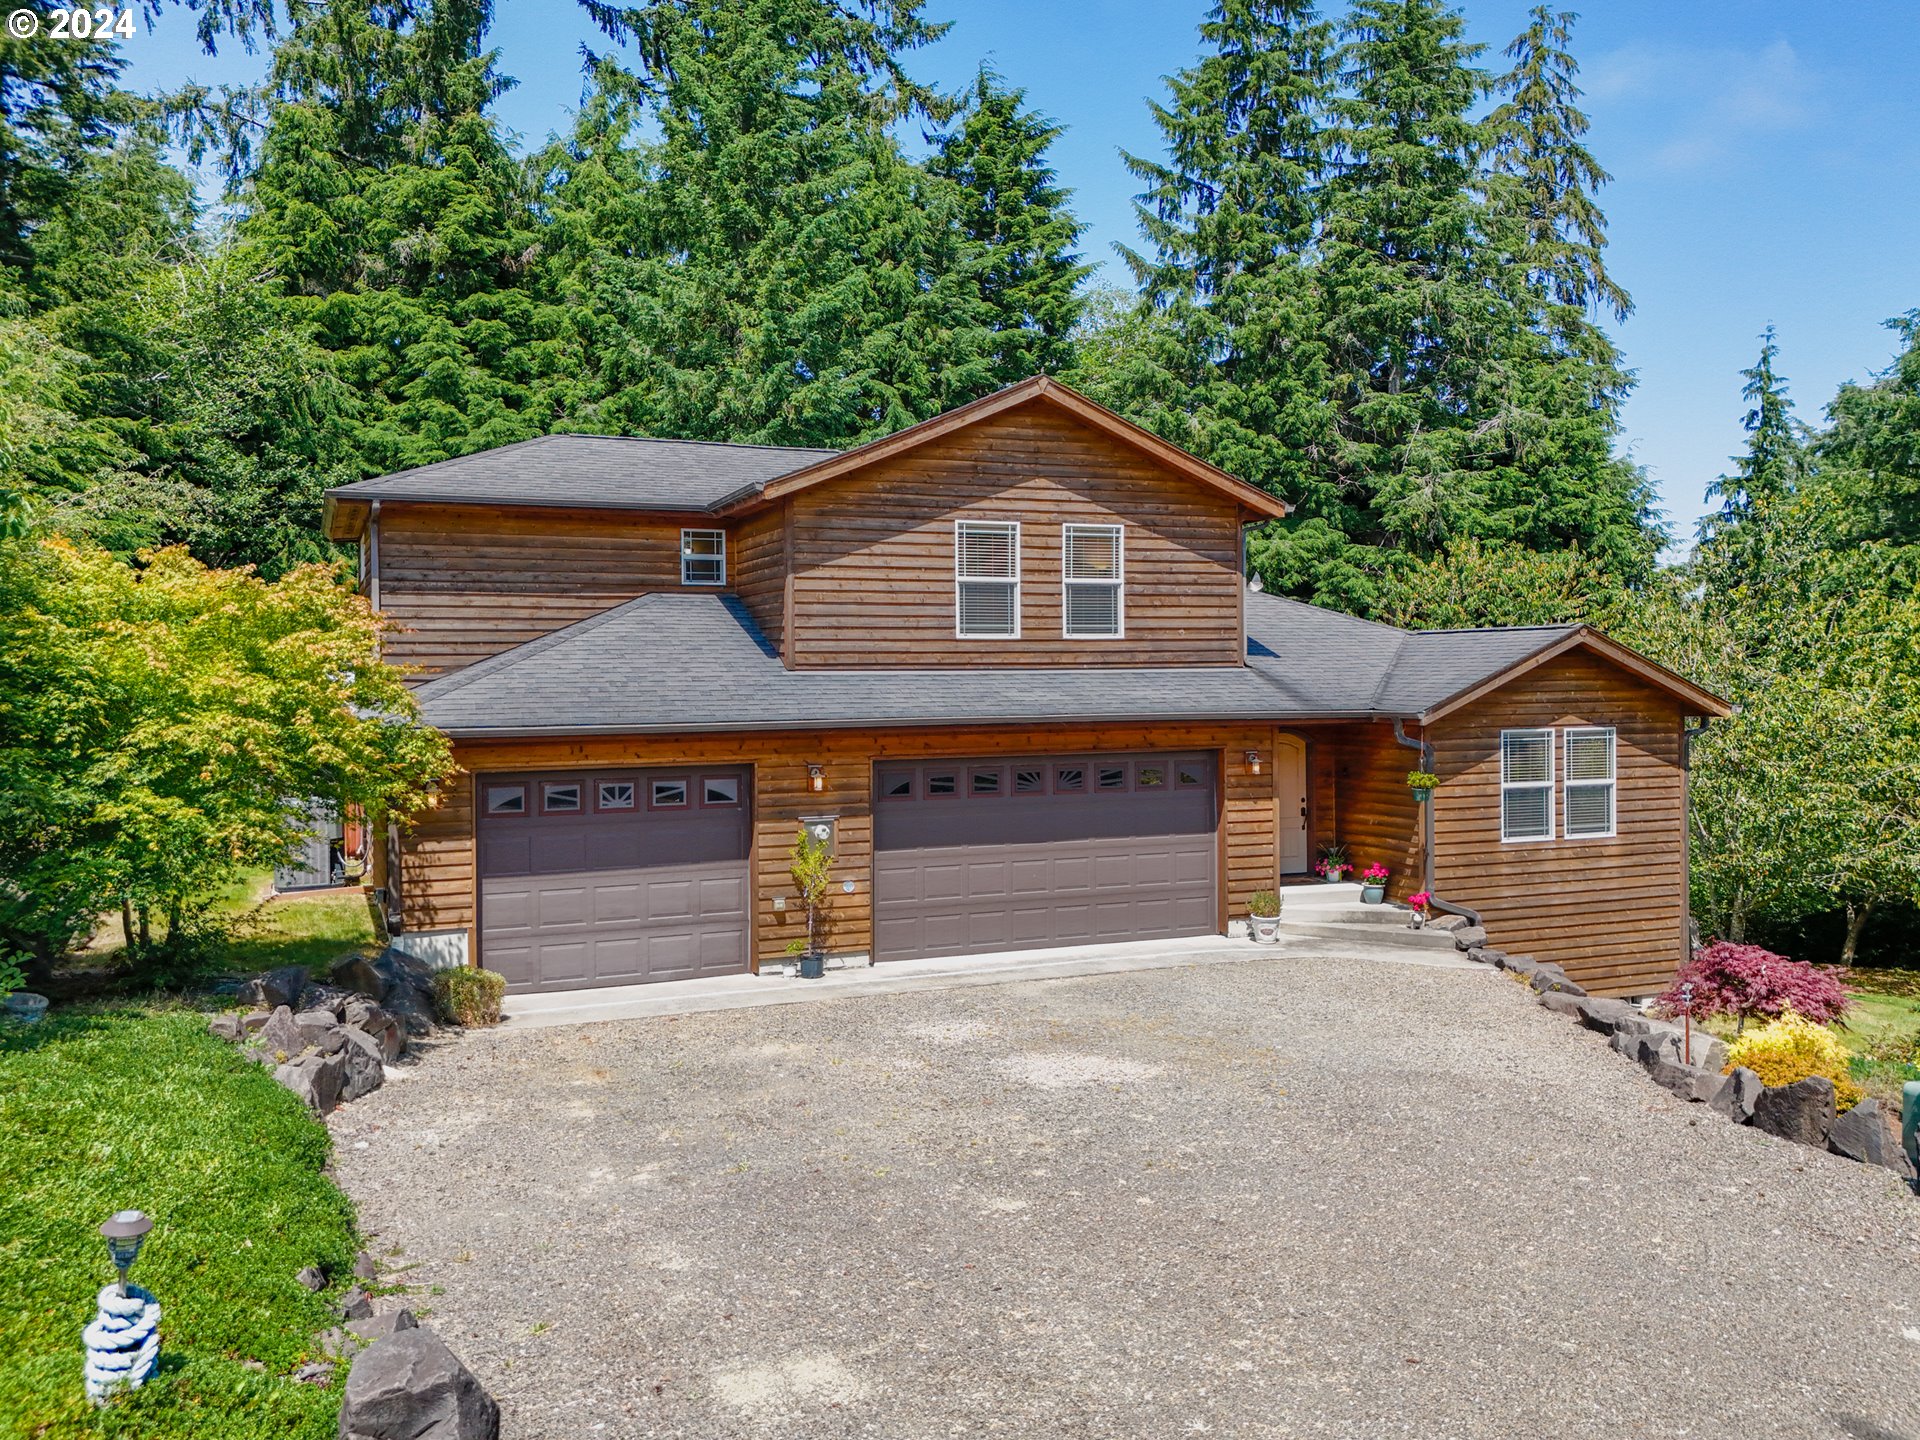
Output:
[[322, 378, 1730, 999]]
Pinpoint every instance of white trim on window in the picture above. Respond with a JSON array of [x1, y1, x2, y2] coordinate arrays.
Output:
[[1062, 523, 1124, 638], [680, 528, 726, 586], [1562, 727, 1618, 839], [1500, 728, 1555, 843], [955, 520, 1020, 638]]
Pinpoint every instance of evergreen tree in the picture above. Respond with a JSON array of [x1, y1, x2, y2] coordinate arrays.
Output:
[[1818, 311, 1920, 547], [1705, 326, 1804, 535], [926, 65, 1089, 387], [553, 0, 1001, 446], [1105, 0, 1337, 510]]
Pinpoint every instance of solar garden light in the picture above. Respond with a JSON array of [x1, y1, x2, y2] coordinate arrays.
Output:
[[84, 1211, 161, 1406]]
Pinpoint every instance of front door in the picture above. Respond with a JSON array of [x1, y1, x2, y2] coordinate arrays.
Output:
[[1276, 734, 1309, 875]]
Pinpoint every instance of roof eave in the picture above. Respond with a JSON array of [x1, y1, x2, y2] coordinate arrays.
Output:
[[1415, 628, 1735, 725]]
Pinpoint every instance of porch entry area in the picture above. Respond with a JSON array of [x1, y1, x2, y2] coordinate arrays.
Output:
[[872, 751, 1219, 963], [475, 766, 752, 993]]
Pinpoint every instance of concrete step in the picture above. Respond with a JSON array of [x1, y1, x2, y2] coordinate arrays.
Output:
[[1272, 919, 1465, 953], [1275, 903, 1415, 927]]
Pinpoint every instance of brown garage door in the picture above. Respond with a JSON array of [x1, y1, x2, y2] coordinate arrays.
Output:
[[477, 767, 751, 993], [873, 752, 1218, 962]]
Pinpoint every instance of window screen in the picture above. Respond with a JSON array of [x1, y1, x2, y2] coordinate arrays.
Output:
[[956, 521, 1019, 637], [1063, 524, 1123, 638], [1563, 728, 1617, 838], [1500, 730, 1554, 841], [681, 529, 726, 586]]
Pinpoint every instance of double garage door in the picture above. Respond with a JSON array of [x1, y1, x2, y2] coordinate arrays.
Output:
[[477, 767, 751, 994], [874, 752, 1219, 962], [476, 750, 1220, 990]]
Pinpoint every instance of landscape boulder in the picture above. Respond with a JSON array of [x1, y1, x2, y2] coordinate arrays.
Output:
[[206, 1013, 244, 1042], [1710, 1066, 1764, 1123], [1750, 1076, 1837, 1149], [1451, 925, 1488, 951], [338, 1285, 375, 1321], [1645, 1057, 1730, 1105], [1611, 1028, 1681, 1068], [296, 1266, 327, 1292], [1537, 991, 1586, 1020], [1828, 1097, 1915, 1179], [274, 1050, 347, 1114], [294, 1009, 348, 1050], [236, 965, 311, 1012], [1467, 947, 1506, 967], [1575, 998, 1642, 1037], [338, 1026, 387, 1102], [1429, 915, 1468, 933], [1529, 965, 1588, 998], [330, 954, 390, 1003], [246, 1005, 306, 1064], [343, 998, 406, 1062], [1496, 953, 1540, 979], [335, 949, 440, 1036], [339, 1328, 500, 1440]]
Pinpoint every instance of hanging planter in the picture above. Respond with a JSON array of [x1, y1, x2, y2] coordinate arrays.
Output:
[[1407, 770, 1439, 804]]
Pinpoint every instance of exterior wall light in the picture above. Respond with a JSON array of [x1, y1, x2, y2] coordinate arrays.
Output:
[[807, 764, 825, 793], [86, 1211, 160, 1405], [1245, 751, 1262, 775]]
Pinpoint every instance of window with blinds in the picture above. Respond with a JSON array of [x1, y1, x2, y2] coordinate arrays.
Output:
[[955, 520, 1020, 637], [1563, 727, 1617, 838], [1500, 729, 1554, 841], [680, 528, 726, 586], [1062, 523, 1123, 638]]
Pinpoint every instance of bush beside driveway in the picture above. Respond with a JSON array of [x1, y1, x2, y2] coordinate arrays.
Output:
[[334, 956, 1920, 1439]]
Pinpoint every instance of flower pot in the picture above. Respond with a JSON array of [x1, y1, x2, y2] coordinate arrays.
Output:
[[5, 992, 49, 1025], [1412, 789, 1433, 804], [797, 953, 826, 980], [1321, 872, 1345, 885], [1249, 913, 1281, 944], [1361, 884, 1386, 905]]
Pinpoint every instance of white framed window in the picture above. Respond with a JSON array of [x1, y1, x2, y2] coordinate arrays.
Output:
[[681, 528, 726, 586], [1563, 727, 1617, 839], [1500, 729, 1555, 842], [1062, 523, 1124, 638], [955, 520, 1020, 638]]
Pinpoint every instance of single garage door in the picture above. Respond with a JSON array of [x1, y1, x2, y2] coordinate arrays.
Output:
[[873, 752, 1218, 962], [477, 767, 751, 993]]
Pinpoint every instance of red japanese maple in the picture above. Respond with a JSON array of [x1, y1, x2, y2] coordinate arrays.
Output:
[[1655, 942, 1853, 1029]]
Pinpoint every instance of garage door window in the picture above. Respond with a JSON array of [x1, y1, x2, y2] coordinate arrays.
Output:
[[1176, 763, 1205, 788], [1054, 764, 1085, 793], [701, 775, 741, 807], [596, 781, 636, 811], [541, 782, 582, 813], [1097, 764, 1128, 791], [881, 770, 915, 800], [927, 771, 959, 797], [970, 767, 1004, 796], [1137, 764, 1165, 788], [485, 783, 526, 816], [1013, 766, 1045, 793], [650, 779, 689, 809]]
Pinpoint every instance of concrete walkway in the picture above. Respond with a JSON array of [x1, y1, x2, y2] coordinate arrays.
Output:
[[499, 930, 1478, 1030]]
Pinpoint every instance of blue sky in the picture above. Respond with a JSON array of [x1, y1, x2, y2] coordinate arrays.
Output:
[[117, 0, 1920, 542]]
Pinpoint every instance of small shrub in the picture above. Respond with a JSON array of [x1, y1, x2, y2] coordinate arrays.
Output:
[[1248, 890, 1280, 917], [0, 949, 26, 999], [432, 967, 506, 1026], [1725, 1010, 1863, 1111], [1656, 941, 1852, 1030]]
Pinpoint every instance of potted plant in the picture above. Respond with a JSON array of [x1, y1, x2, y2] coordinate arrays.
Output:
[[1314, 843, 1351, 884], [784, 824, 834, 979], [1247, 889, 1282, 944], [1406, 891, 1432, 929], [1407, 770, 1439, 803], [1359, 863, 1389, 904]]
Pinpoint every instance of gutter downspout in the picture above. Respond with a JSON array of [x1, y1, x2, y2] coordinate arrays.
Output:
[[368, 500, 382, 612], [1392, 718, 1482, 928]]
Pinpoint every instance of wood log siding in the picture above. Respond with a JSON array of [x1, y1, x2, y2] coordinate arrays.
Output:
[[1330, 722, 1422, 899], [395, 722, 1280, 966], [1428, 650, 1690, 998], [783, 405, 1248, 667], [375, 502, 692, 676], [730, 505, 787, 652]]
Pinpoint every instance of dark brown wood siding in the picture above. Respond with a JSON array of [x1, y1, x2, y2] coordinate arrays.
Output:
[[1331, 721, 1423, 899], [783, 404, 1247, 667], [397, 722, 1278, 967], [730, 505, 787, 655], [1429, 650, 1690, 998], [375, 503, 684, 677]]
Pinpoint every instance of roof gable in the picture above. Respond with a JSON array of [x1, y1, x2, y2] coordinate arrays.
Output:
[[721, 377, 1291, 521]]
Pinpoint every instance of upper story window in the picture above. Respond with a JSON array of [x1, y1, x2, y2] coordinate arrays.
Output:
[[956, 520, 1020, 638], [1062, 524, 1123, 638], [681, 529, 726, 586], [1563, 727, 1617, 838], [1500, 729, 1555, 842]]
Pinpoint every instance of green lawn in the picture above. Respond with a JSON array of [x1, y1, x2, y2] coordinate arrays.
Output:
[[219, 887, 382, 976], [0, 1010, 355, 1438]]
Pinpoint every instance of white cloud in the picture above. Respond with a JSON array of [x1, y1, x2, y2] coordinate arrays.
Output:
[[1585, 38, 1819, 172]]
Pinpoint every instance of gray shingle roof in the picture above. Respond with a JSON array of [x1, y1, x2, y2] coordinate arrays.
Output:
[[412, 591, 1578, 738], [326, 434, 838, 512]]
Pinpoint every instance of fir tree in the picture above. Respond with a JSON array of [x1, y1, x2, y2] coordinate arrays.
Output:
[[1108, 0, 1338, 510], [926, 65, 1089, 387], [1706, 325, 1805, 535]]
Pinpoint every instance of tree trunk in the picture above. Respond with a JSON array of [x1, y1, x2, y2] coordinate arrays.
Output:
[[120, 899, 135, 956], [1728, 891, 1747, 945], [136, 906, 151, 950], [1841, 897, 1875, 968]]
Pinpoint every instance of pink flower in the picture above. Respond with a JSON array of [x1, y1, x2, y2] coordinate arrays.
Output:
[[1362, 863, 1389, 883]]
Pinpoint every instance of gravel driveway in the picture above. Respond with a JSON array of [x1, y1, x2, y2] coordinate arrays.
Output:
[[332, 955, 1920, 1439]]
